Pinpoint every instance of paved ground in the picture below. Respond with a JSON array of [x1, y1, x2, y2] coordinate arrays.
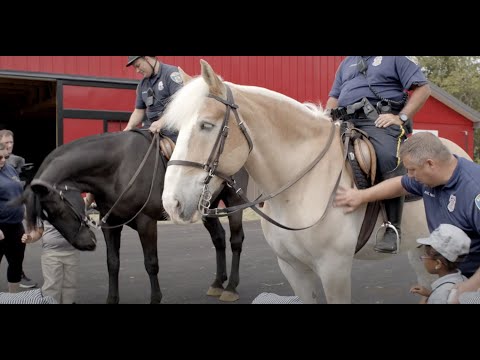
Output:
[[0, 220, 420, 304]]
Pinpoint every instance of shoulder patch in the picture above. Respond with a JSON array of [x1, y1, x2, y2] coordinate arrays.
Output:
[[170, 71, 183, 85], [372, 56, 382, 66], [476, 194, 480, 211], [405, 56, 419, 65]]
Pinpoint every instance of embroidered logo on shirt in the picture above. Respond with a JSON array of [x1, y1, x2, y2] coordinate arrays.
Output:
[[170, 71, 183, 84], [372, 56, 383, 66], [447, 194, 456, 212], [158, 81, 164, 91], [475, 194, 480, 211]]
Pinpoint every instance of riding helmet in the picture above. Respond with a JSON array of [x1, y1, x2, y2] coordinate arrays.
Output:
[[126, 56, 142, 67]]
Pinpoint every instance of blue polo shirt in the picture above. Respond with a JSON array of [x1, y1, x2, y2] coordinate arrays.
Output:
[[0, 164, 24, 224], [401, 156, 480, 277], [329, 56, 428, 107]]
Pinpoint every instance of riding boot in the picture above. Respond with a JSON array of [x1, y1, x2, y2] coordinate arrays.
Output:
[[374, 196, 404, 253]]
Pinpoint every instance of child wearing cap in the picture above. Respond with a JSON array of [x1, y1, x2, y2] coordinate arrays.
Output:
[[410, 224, 471, 304]]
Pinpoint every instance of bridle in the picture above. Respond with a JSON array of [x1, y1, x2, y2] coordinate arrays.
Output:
[[30, 179, 96, 244], [167, 84, 340, 231], [31, 132, 161, 231], [168, 85, 253, 213]]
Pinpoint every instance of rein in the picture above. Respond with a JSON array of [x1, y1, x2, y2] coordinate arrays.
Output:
[[29, 179, 96, 243], [167, 84, 342, 231], [99, 132, 161, 229], [31, 132, 161, 231]]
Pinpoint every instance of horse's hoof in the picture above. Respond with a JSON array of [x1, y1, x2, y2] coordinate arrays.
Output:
[[207, 286, 224, 297], [219, 291, 239, 302]]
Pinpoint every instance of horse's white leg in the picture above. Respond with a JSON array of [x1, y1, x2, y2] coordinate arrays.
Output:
[[277, 257, 319, 304], [315, 254, 353, 304]]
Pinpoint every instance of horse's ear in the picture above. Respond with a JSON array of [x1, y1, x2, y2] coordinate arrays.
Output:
[[31, 183, 50, 197], [200, 59, 225, 97], [178, 66, 192, 85]]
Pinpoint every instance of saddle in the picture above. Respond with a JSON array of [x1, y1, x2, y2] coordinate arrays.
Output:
[[340, 121, 379, 253], [341, 121, 377, 189], [159, 136, 175, 160]]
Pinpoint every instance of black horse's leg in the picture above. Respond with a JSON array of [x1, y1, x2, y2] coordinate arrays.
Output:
[[102, 225, 123, 304], [133, 214, 162, 304], [218, 196, 245, 302], [203, 196, 228, 297], [220, 168, 248, 302]]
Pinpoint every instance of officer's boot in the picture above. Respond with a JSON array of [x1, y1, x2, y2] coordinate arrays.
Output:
[[374, 195, 404, 253]]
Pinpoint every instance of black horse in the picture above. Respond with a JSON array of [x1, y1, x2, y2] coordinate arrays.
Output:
[[21, 130, 249, 303]]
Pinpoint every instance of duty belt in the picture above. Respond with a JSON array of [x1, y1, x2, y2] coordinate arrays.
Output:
[[331, 108, 369, 121]]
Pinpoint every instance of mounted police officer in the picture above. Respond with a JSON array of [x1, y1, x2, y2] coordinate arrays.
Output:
[[85, 56, 184, 209], [123, 56, 183, 141], [326, 56, 431, 253]]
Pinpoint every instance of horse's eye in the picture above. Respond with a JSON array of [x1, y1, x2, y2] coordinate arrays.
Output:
[[200, 122, 214, 130]]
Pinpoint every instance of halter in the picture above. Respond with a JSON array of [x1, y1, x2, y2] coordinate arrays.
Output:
[[167, 84, 340, 231], [30, 179, 96, 244]]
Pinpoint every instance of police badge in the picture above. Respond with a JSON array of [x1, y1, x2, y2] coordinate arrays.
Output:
[[475, 194, 480, 211], [158, 81, 164, 91], [170, 72, 183, 84], [448, 194, 456, 212]]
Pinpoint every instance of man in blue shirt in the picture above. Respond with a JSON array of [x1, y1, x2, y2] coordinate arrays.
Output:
[[334, 132, 480, 278], [326, 56, 431, 253]]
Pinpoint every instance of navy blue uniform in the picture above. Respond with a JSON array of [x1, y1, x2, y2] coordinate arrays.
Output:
[[330, 56, 428, 177], [135, 63, 183, 141], [402, 156, 480, 277]]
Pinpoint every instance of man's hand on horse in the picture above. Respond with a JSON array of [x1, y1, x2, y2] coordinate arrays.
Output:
[[149, 119, 164, 133], [333, 186, 363, 213]]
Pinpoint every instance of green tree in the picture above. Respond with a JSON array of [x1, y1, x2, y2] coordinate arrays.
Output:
[[417, 56, 480, 163]]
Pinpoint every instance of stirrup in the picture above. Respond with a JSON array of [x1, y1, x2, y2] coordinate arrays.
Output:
[[374, 221, 400, 254]]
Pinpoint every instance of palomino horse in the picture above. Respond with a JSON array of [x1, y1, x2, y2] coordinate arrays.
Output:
[[21, 130, 249, 303], [161, 59, 471, 303]]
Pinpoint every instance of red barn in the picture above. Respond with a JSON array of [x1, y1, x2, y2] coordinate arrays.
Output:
[[0, 56, 478, 169]]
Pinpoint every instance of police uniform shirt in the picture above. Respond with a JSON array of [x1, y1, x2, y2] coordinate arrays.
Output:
[[329, 56, 429, 108], [401, 156, 480, 277], [135, 62, 183, 127], [0, 164, 24, 224]]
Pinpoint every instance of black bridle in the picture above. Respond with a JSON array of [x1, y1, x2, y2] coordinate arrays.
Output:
[[168, 85, 253, 188], [30, 179, 96, 244], [166, 84, 340, 231]]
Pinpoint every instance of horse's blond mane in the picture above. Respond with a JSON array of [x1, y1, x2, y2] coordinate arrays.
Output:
[[162, 76, 331, 130], [163, 77, 209, 131]]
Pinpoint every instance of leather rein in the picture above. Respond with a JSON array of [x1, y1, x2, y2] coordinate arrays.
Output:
[[31, 132, 161, 231], [167, 84, 340, 231]]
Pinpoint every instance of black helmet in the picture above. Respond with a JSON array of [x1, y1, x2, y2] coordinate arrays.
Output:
[[126, 56, 142, 67]]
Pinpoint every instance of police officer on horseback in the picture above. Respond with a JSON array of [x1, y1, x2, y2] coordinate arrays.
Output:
[[124, 56, 183, 142], [326, 56, 431, 253]]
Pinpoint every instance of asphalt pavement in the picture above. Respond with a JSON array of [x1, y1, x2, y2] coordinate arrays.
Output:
[[0, 220, 420, 304]]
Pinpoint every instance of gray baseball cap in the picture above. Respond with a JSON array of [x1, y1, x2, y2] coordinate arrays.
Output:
[[417, 224, 471, 262]]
